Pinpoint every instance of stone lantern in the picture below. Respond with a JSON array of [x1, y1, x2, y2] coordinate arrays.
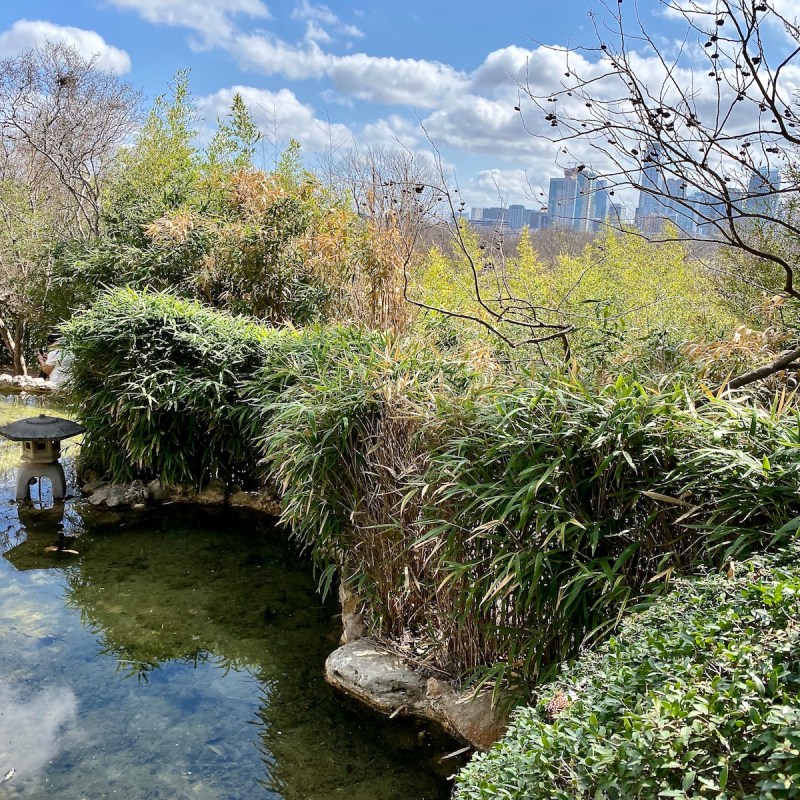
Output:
[[0, 414, 85, 501]]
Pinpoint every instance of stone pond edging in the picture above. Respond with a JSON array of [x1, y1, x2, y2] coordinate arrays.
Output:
[[79, 476, 509, 751], [325, 639, 508, 751], [0, 375, 52, 394], [81, 477, 282, 515]]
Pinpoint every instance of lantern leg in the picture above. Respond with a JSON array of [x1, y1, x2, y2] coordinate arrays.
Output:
[[16, 463, 67, 501]]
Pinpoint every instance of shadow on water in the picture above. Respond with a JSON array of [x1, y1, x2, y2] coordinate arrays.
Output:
[[0, 395, 462, 800]]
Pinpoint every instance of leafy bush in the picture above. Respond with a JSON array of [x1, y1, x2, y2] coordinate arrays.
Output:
[[410, 377, 800, 688], [241, 324, 478, 617], [455, 547, 800, 799], [416, 225, 738, 377], [63, 287, 277, 486], [243, 340, 800, 692]]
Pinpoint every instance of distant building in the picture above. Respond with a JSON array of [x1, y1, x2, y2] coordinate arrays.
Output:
[[465, 165, 621, 235], [634, 147, 783, 236], [547, 167, 609, 232], [468, 204, 549, 231], [744, 168, 781, 216], [508, 204, 526, 230], [634, 146, 673, 234]]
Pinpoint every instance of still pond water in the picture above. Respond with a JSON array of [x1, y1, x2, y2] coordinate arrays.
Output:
[[0, 395, 457, 799]]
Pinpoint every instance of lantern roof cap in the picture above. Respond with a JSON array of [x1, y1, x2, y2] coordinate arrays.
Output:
[[0, 414, 84, 442]]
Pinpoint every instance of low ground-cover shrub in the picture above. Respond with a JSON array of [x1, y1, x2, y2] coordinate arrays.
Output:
[[455, 547, 800, 799], [64, 287, 279, 486]]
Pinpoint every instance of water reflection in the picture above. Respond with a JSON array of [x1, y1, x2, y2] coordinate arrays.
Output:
[[0, 398, 458, 799], [0, 682, 78, 781]]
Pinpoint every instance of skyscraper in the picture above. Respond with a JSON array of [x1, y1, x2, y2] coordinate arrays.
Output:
[[548, 167, 608, 231], [744, 168, 781, 216]]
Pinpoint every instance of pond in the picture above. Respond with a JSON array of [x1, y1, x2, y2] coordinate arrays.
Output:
[[0, 395, 459, 799]]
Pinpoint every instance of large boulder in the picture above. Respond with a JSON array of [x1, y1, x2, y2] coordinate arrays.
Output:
[[325, 638, 508, 751]]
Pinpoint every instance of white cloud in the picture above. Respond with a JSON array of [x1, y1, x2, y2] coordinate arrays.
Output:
[[233, 35, 469, 107], [341, 24, 365, 39], [421, 95, 532, 156], [106, 0, 270, 44], [359, 115, 421, 149], [292, 1, 364, 39], [328, 53, 466, 106], [233, 35, 327, 80], [0, 681, 78, 781], [320, 89, 354, 108], [0, 20, 131, 73], [198, 85, 353, 153], [304, 21, 332, 45], [470, 45, 540, 92], [461, 168, 540, 208], [292, 0, 338, 27]]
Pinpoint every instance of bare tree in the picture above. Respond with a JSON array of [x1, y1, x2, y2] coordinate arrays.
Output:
[[518, 0, 800, 387], [0, 41, 139, 372], [334, 145, 442, 332], [0, 41, 140, 238]]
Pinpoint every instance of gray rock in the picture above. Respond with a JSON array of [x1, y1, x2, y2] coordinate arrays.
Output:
[[228, 488, 281, 516], [326, 639, 428, 711], [81, 479, 108, 495], [87, 485, 110, 505], [424, 678, 509, 751], [194, 479, 227, 505], [0, 374, 51, 394], [325, 639, 508, 751], [87, 484, 128, 507], [104, 486, 129, 508], [146, 479, 164, 501], [123, 480, 148, 505]]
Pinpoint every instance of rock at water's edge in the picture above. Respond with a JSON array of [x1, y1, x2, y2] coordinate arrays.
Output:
[[325, 639, 508, 751], [0, 374, 51, 394], [80, 478, 281, 515]]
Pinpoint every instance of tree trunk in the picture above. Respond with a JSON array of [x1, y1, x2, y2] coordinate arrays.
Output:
[[0, 315, 17, 373], [12, 320, 26, 376]]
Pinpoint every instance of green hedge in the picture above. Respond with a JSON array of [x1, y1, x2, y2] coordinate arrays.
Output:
[[63, 287, 278, 486], [455, 547, 800, 799], [240, 324, 477, 613]]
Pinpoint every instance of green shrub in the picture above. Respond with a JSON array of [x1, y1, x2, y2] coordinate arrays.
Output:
[[243, 349, 800, 691], [241, 324, 478, 619], [408, 376, 800, 688], [455, 547, 800, 799], [63, 287, 278, 486]]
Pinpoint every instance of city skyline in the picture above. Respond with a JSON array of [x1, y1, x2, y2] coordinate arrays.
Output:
[[468, 163, 782, 236]]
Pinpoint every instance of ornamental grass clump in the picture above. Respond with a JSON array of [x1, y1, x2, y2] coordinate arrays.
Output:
[[63, 287, 278, 486], [408, 376, 800, 689], [241, 324, 479, 631], [455, 547, 800, 799]]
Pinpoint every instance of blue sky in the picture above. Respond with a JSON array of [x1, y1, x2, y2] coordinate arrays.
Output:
[[0, 1, 794, 208]]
